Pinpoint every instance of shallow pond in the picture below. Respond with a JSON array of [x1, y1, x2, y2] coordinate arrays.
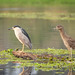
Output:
[[0, 7, 75, 75]]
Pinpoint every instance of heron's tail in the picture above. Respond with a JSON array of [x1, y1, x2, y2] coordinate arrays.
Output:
[[26, 42, 32, 49]]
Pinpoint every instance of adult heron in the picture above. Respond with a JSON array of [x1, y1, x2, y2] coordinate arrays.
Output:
[[8, 25, 32, 51]]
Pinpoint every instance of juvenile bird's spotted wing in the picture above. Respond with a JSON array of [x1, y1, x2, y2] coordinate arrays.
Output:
[[67, 37, 75, 49]]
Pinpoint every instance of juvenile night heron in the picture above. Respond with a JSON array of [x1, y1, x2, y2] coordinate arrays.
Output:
[[56, 25, 75, 57], [8, 25, 32, 51]]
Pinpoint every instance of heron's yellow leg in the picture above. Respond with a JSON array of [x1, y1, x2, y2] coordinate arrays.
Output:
[[22, 44, 24, 51]]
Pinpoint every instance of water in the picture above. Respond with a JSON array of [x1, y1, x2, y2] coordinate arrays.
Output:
[[0, 7, 75, 75], [0, 18, 75, 50], [0, 63, 74, 75]]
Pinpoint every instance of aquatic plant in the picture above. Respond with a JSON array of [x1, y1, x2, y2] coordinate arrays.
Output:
[[0, 48, 75, 71]]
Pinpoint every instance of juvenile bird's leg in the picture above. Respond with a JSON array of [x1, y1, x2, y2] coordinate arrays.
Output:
[[22, 44, 24, 51], [68, 48, 72, 59], [70, 48, 72, 59]]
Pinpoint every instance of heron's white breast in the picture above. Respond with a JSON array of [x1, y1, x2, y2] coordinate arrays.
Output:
[[14, 28, 22, 36]]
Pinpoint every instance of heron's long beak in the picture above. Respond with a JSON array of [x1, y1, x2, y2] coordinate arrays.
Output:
[[8, 28, 13, 30]]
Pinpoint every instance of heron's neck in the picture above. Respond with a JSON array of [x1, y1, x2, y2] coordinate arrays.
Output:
[[59, 29, 67, 39], [14, 28, 22, 34]]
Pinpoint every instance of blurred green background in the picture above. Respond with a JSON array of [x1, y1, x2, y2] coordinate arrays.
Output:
[[0, 0, 75, 7]]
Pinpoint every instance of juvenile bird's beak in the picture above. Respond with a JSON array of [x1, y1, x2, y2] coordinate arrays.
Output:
[[8, 28, 13, 30], [53, 27, 57, 30]]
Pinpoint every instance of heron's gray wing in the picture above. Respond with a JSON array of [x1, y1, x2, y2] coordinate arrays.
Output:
[[21, 28, 31, 43]]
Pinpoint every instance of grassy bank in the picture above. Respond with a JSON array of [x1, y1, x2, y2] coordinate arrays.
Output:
[[0, 12, 75, 20], [0, 0, 75, 7]]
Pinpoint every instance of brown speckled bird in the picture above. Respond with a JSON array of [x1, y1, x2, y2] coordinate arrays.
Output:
[[56, 25, 75, 57]]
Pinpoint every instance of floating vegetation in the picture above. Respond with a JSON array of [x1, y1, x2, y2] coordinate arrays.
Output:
[[0, 12, 75, 20], [0, 48, 75, 71]]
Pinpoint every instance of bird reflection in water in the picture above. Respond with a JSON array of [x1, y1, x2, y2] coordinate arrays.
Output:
[[19, 67, 32, 75], [68, 70, 72, 75], [67, 64, 72, 75]]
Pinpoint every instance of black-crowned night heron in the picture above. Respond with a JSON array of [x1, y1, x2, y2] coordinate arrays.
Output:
[[8, 25, 32, 51]]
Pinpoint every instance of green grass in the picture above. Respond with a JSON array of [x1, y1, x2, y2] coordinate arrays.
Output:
[[0, 12, 75, 20], [0, 0, 75, 7]]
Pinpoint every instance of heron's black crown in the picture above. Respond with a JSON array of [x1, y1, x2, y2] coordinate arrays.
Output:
[[13, 25, 21, 28]]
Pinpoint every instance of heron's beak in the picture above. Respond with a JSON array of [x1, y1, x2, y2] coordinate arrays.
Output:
[[8, 28, 13, 30]]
